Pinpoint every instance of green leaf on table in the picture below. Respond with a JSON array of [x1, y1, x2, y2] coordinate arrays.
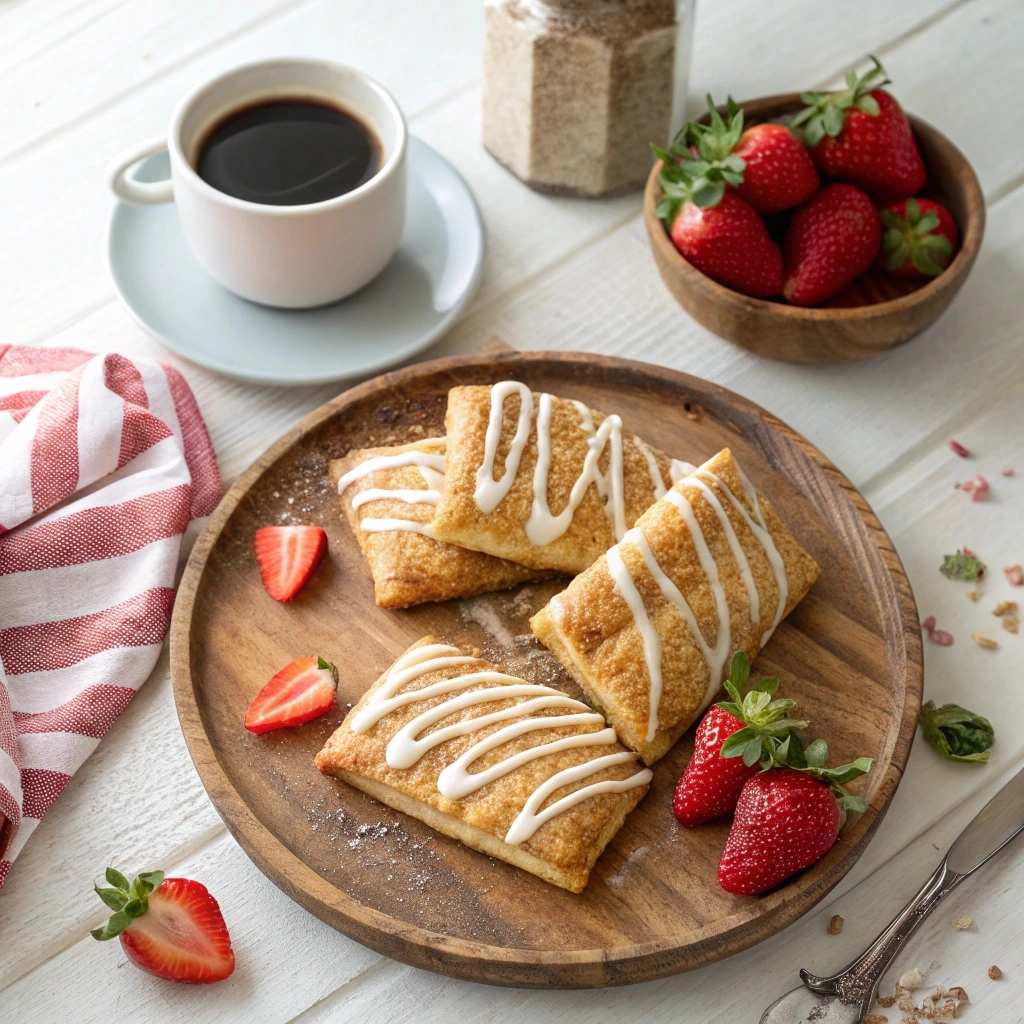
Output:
[[920, 701, 994, 763], [940, 550, 986, 582]]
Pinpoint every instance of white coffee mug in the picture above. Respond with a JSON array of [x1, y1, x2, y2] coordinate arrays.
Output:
[[107, 58, 407, 309]]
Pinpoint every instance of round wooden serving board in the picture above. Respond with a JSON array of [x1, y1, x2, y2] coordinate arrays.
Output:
[[171, 350, 922, 988]]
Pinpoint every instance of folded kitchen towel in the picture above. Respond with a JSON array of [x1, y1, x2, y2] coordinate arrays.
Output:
[[0, 345, 220, 889]]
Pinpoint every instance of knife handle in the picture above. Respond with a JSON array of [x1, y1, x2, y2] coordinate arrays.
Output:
[[799, 858, 964, 1013]]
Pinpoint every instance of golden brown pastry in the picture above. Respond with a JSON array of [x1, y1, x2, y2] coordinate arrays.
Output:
[[431, 383, 689, 574], [331, 438, 554, 609], [315, 637, 652, 892], [531, 449, 820, 764]]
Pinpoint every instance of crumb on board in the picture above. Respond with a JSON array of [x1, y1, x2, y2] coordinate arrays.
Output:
[[827, 914, 844, 935], [877, 995, 898, 1008], [864, 1015, 888, 1024], [953, 915, 972, 930], [972, 631, 999, 649], [988, 965, 1002, 980], [1002, 615, 1020, 634], [966, 589, 979, 602], [992, 600, 1018, 616]]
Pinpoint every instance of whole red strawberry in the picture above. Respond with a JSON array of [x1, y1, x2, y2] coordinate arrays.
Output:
[[719, 770, 840, 895], [667, 192, 783, 298], [680, 96, 819, 214], [733, 123, 820, 213], [792, 58, 925, 201], [673, 653, 807, 827], [876, 197, 958, 279], [717, 740, 872, 895], [783, 184, 881, 306]]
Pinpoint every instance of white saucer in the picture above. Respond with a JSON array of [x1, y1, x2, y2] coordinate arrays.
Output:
[[108, 137, 484, 386]]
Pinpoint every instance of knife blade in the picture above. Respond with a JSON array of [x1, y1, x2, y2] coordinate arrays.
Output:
[[945, 762, 1024, 876]]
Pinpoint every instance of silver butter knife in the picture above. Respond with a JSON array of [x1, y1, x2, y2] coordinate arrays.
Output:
[[760, 762, 1024, 1024]]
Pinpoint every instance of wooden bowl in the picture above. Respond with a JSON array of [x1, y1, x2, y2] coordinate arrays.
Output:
[[644, 93, 985, 364]]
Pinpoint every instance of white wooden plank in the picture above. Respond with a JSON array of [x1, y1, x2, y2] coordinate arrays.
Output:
[[3, 829, 382, 1024], [290, 760, 1024, 1024], [0, 0, 484, 165], [689, 0, 960, 106]]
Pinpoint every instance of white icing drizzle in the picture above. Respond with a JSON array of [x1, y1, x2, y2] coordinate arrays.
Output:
[[337, 450, 447, 537], [696, 468, 788, 640], [350, 643, 651, 845], [526, 392, 626, 545], [475, 382, 631, 546], [474, 381, 534, 514], [602, 459, 791, 737], [437, 717, 612, 799], [352, 488, 441, 509], [684, 477, 759, 626], [337, 451, 445, 491], [505, 752, 649, 846], [606, 542, 664, 743], [634, 437, 666, 500], [670, 459, 697, 484]]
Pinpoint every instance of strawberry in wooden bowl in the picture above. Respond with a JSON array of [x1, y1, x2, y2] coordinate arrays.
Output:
[[644, 60, 984, 364]]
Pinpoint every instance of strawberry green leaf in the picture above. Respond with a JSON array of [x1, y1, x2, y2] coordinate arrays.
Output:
[[743, 737, 765, 768], [804, 738, 829, 768], [138, 870, 164, 893], [91, 910, 132, 941], [823, 104, 844, 137], [94, 886, 127, 912], [721, 727, 756, 759], [816, 757, 874, 785], [729, 651, 750, 690], [650, 143, 675, 166], [838, 793, 868, 813], [856, 94, 880, 116], [940, 550, 986, 582], [105, 867, 130, 890], [752, 675, 779, 696], [920, 701, 994, 763], [910, 248, 947, 277], [691, 179, 725, 209], [914, 211, 940, 235]]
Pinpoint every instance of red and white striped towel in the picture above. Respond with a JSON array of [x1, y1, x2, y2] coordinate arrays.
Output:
[[0, 344, 219, 889]]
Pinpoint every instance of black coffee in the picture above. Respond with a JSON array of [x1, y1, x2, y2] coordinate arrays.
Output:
[[196, 98, 380, 206]]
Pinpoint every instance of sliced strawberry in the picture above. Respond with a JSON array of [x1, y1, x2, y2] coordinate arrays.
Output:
[[91, 869, 234, 983], [244, 656, 338, 734], [254, 525, 327, 602]]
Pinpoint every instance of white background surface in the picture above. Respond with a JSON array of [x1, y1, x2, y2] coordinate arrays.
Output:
[[3, 1, 1023, 1020]]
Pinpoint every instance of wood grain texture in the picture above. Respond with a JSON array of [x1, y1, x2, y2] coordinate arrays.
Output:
[[644, 94, 985, 365], [170, 350, 922, 988]]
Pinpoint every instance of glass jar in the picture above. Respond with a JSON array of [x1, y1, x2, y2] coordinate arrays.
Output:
[[482, 0, 694, 197]]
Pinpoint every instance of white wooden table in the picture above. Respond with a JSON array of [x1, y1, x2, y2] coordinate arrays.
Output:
[[3, 1, 1023, 1020]]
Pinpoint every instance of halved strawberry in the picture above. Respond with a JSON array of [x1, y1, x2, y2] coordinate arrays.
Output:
[[91, 868, 234, 983], [254, 525, 327, 601], [244, 656, 338, 734]]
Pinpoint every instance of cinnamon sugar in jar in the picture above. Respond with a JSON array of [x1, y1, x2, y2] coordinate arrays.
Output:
[[482, 0, 694, 197]]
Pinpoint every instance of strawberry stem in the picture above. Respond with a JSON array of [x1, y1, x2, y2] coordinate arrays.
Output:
[[91, 868, 164, 940], [791, 56, 892, 147]]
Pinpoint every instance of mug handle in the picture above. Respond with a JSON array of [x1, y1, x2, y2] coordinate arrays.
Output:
[[106, 136, 174, 205]]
